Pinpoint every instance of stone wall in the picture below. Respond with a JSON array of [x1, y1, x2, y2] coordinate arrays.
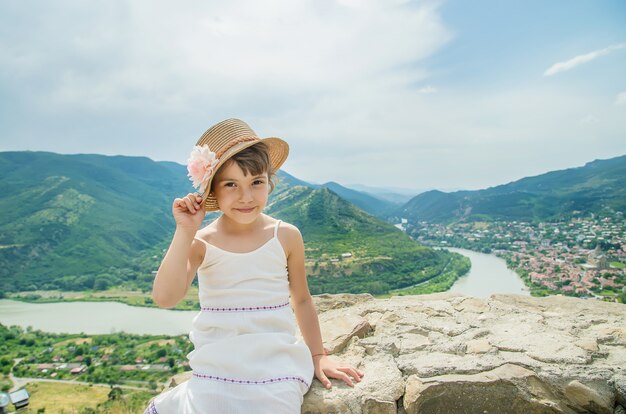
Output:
[[301, 293, 626, 414]]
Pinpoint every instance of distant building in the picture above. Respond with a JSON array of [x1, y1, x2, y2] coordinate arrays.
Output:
[[70, 366, 87, 374], [9, 389, 29, 410]]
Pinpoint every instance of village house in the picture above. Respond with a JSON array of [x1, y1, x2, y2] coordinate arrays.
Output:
[[70, 365, 87, 375]]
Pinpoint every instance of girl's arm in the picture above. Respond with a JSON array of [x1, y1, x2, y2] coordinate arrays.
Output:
[[283, 224, 364, 389], [152, 229, 204, 308], [152, 193, 206, 308]]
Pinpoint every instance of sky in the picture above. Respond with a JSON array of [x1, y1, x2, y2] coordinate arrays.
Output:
[[1, 0, 625, 193]]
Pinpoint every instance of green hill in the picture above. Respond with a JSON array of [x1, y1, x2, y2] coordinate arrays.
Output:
[[267, 184, 465, 295], [0, 151, 463, 297], [0, 151, 192, 292], [398, 155, 626, 223]]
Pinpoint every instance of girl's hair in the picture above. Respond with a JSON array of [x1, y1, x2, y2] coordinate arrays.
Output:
[[211, 142, 277, 192]]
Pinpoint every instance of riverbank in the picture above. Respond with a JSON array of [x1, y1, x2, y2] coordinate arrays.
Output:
[[376, 253, 471, 298], [6, 287, 200, 311]]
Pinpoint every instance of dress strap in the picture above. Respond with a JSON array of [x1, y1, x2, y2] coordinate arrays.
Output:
[[194, 236, 211, 248], [274, 220, 282, 238]]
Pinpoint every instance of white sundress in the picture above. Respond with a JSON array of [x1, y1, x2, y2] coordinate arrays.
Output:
[[146, 220, 315, 414]]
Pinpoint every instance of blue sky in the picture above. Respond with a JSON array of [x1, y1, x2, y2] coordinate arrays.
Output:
[[1, 0, 625, 193]]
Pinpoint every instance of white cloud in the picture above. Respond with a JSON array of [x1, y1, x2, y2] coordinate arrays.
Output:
[[616, 92, 626, 106], [2, 1, 626, 191], [417, 85, 437, 94], [543, 43, 625, 76], [0, 0, 452, 112]]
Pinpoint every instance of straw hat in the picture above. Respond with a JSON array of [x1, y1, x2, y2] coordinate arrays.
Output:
[[187, 118, 289, 212]]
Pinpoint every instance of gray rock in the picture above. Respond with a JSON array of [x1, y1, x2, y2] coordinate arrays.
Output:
[[564, 380, 615, 414], [404, 364, 569, 414], [303, 293, 625, 413], [611, 374, 626, 407]]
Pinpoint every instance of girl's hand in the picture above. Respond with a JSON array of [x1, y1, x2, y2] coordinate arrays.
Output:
[[172, 193, 206, 231], [313, 355, 364, 389]]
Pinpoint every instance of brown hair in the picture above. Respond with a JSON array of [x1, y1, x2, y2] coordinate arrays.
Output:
[[211, 142, 277, 192]]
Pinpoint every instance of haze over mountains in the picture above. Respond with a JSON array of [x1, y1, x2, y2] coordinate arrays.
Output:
[[284, 154, 626, 223], [398, 155, 626, 223]]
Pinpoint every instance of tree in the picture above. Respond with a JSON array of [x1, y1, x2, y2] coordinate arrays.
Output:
[[94, 278, 110, 291], [108, 386, 123, 401]]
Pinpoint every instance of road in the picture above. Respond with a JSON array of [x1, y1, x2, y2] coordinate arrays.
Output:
[[9, 376, 152, 392]]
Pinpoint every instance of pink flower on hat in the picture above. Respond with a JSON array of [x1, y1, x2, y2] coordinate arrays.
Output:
[[187, 144, 220, 193]]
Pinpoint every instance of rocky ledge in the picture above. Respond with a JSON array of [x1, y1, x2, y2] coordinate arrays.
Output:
[[168, 293, 625, 413], [301, 293, 626, 414]]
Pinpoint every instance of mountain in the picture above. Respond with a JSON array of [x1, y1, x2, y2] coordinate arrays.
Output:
[[0, 151, 194, 291], [398, 155, 626, 223], [274, 173, 397, 218], [0, 151, 460, 296], [275, 170, 314, 188], [319, 181, 395, 217], [344, 183, 419, 204]]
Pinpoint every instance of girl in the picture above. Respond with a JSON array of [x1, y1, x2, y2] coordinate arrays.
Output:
[[147, 119, 364, 413]]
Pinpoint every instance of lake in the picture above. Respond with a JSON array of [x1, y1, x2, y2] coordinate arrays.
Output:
[[0, 248, 529, 335]]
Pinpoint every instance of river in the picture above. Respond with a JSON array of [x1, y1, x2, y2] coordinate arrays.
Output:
[[0, 248, 528, 335], [0, 300, 197, 335], [445, 247, 530, 298]]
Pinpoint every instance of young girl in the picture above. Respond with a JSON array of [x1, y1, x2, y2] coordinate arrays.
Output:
[[147, 119, 364, 413]]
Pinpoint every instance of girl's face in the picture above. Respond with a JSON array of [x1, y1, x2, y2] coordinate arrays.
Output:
[[212, 161, 269, 225]]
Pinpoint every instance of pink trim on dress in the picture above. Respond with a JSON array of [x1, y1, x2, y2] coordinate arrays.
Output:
[[193, 372, 310, 388], [144, 399, 158, 414], [201, 301, 290, 312]]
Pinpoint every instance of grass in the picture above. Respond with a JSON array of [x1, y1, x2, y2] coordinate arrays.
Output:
[[610, 261, 626, 269], [6, 382, 156, 413], [9, 382, 109, 413], [55, 337, 93, 347], [136, 339, 176, 350], [1, 374, 11, 392]]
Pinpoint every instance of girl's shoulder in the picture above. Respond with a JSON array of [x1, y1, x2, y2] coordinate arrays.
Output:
[[270, 215, 300, 235], [272, 216, 304, 252], [194, 220, 220, 243]]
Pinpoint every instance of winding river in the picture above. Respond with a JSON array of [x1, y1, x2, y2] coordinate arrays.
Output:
[[445, 247, 530, 298]]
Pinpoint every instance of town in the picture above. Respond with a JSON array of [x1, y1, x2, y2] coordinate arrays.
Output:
[[2, 328, 193, 393], [403, 210, 626, 302]]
